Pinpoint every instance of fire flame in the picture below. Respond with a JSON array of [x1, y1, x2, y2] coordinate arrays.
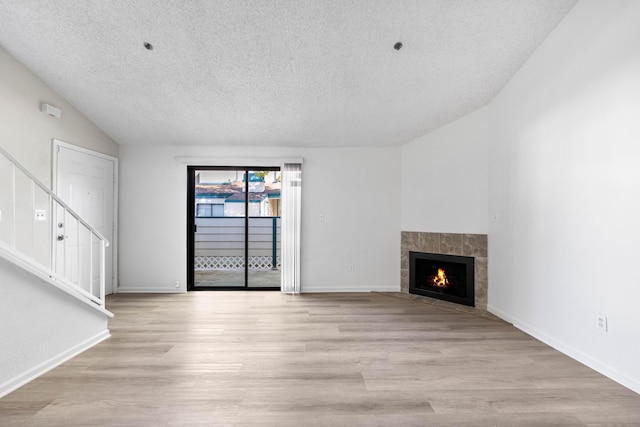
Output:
[[432, 268, 449, 288]]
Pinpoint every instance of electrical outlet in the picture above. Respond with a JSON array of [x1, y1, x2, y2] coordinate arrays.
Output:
[[174, 280, 180, 288], [348, 264, 354, 272], [35, 209, 47, 221], [597, 315, 608, 332]]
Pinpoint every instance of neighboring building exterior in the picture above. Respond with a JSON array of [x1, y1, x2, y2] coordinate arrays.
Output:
[[195, 171, 281, 218]]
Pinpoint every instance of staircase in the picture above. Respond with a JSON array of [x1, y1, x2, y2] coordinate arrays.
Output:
[[0, 145, 112, 315]]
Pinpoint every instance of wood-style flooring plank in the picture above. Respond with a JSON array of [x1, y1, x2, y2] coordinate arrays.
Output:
[[1, 291, 639, 426]]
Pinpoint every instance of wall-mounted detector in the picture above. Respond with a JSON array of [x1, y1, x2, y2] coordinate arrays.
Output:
[[40, 103, 62, 119]]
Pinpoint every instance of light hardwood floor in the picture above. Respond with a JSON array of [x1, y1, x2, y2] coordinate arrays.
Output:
[[1, 292, 639, 426]]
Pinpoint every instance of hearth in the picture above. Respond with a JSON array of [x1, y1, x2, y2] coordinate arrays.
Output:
[[409, 251, 475, 307]]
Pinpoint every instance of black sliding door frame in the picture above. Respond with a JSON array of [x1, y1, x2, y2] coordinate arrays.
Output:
[[187, 165, 280, 291]]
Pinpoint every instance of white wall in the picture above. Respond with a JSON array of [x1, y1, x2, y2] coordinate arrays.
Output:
[[0, 257, 109, 397], [0, 45, 118, 185], [118, 145, 401, 293], [488, 0, 640, 393], [1, 45, 120, 265], [0, 45, 118, 397], [401, 106, 489, 233]]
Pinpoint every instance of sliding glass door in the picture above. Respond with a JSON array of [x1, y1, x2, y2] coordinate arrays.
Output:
[[187, 166, 281, 290]]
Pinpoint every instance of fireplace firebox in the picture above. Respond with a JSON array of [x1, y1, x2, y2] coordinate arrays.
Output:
[[409, 251, 475, 307]]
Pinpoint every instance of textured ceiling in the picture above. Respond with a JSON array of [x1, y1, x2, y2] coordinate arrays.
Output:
[[0, 0, 577, 147]]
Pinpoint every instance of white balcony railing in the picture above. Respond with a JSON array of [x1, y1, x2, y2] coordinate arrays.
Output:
[[0, 145, 110, 312]]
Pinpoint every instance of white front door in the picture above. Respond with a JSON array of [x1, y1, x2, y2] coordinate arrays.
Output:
[[54, 141, 116, 295]]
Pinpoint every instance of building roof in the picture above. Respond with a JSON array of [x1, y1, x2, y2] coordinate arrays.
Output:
[[225, 192, 268, 203], [196, 182, 280, 201]]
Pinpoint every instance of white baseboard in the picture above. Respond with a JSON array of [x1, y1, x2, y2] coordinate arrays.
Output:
[[0, 330, 110, 399], [301, 285, 400, 293], [116, 287, 186, 294], [117, 286, 399, 294], [487, 304, 640, 395]]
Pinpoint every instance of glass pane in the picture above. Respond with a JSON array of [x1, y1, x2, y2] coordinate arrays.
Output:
[[196, 204, 212, 217], [211, 204, 224, 217], [194, 169, 245, 287], [247, 170, 281, 288]]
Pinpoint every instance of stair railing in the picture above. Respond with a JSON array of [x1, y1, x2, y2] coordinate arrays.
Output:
[[0, 145, 110, 310]]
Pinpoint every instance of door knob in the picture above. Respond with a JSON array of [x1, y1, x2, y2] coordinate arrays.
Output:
[[57, 234, 65, 241]]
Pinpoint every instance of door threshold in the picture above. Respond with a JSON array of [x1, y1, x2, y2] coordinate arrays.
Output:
[[191, 287, 280, 291]]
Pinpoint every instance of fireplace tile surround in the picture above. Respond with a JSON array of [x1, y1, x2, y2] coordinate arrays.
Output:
[[401, 232, 488, 310]]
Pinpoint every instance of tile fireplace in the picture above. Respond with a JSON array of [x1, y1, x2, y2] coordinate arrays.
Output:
[[401, 232, 488, 310]]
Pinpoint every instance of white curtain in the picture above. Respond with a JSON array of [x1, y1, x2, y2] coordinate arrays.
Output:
[[280, 163, 302, 294]]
